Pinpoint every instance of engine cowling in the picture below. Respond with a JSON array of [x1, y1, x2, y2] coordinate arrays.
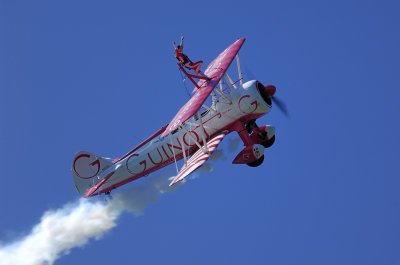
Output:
[[256, 82, 276, 106], [232, 144, 265, 164]]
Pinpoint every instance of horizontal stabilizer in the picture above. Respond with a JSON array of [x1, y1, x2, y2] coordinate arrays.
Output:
[[84, 171, 116, 198], [169, 131, 228, 186]]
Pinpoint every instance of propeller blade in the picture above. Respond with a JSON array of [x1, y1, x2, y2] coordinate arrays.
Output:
[[243, 64, 289, 119], [272, 96, 290, 118]]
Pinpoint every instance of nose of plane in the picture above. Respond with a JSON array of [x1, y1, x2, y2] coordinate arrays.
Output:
[[264, 85, 276, 98]]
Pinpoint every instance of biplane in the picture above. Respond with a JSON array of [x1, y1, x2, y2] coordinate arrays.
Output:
[[72, 38, 286, 197]]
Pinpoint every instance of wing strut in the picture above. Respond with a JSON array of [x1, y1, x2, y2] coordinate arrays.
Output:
[[224, 73, 236, 90], [181, 125, 207, 154], [236, 53, 243, 85], [169, 134, 179, 174], [178, 126, 188, 165], [202, 104, 217, 113], [214, 87, 232, 104], [225, 73, 237, 88], [197, 110, 209, 154], [169, 131, 228, 186]]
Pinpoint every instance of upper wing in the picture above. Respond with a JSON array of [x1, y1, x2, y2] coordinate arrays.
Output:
[[161, 38, 245, 138], [169, 130, 228, 186]]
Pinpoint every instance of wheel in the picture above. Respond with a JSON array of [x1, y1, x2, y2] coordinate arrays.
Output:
[[262, 135, 275, 148], [246, 155, 264, 167]]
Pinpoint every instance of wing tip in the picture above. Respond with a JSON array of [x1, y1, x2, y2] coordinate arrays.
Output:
[[168, 176, 178, 187]]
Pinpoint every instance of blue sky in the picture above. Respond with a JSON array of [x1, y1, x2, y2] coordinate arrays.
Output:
[[1, 0, 399, 264]]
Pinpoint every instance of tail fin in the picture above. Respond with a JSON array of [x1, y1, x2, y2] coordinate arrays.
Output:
[[72, 151, 114, 195]]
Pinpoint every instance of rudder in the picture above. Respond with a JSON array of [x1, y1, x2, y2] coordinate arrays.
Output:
[[72, 151, 114, 195]]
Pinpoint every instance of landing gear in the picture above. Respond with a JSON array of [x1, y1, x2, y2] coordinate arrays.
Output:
[[246, 155, 264, 167], [246, 120, 275, 148], [262, 135, 275, 148], [232, 121, 272, 168], [245, 120, 257, 133]]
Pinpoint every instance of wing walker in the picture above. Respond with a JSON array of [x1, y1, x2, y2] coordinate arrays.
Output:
[[173, 36, 211, 90], [72, 37, 288, 197]]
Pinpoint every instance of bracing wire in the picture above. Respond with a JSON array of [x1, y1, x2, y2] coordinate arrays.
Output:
[[178, 67, 191, 98]]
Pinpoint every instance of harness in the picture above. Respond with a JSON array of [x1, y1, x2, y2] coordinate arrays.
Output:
[[176, 50, 192, 65]]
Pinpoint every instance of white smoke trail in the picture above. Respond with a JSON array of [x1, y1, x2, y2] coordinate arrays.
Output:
[[0, 200, 119, 265], [0, 168, 181, 265], [110, 168, 182, 216], [0, 141, 237, 265], [228, 137, 241, 153]]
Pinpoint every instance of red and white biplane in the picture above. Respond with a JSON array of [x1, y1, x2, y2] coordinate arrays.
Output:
[[72, 38, 286, 197]]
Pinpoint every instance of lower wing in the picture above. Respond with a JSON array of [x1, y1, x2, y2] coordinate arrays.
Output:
[[169, 130, 228, 186]]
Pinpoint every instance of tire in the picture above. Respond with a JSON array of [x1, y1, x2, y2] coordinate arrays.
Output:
[[246, 155, 264, 167], [262, 135, 275, 148]]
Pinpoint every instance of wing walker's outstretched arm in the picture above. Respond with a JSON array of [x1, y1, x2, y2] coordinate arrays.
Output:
[[172, 36, 183, 50]]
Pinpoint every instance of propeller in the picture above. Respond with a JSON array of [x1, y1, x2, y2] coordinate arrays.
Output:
[[262, 84, 290, 118], [272, 96, 289, 118], [243, 63, 289, 118]]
